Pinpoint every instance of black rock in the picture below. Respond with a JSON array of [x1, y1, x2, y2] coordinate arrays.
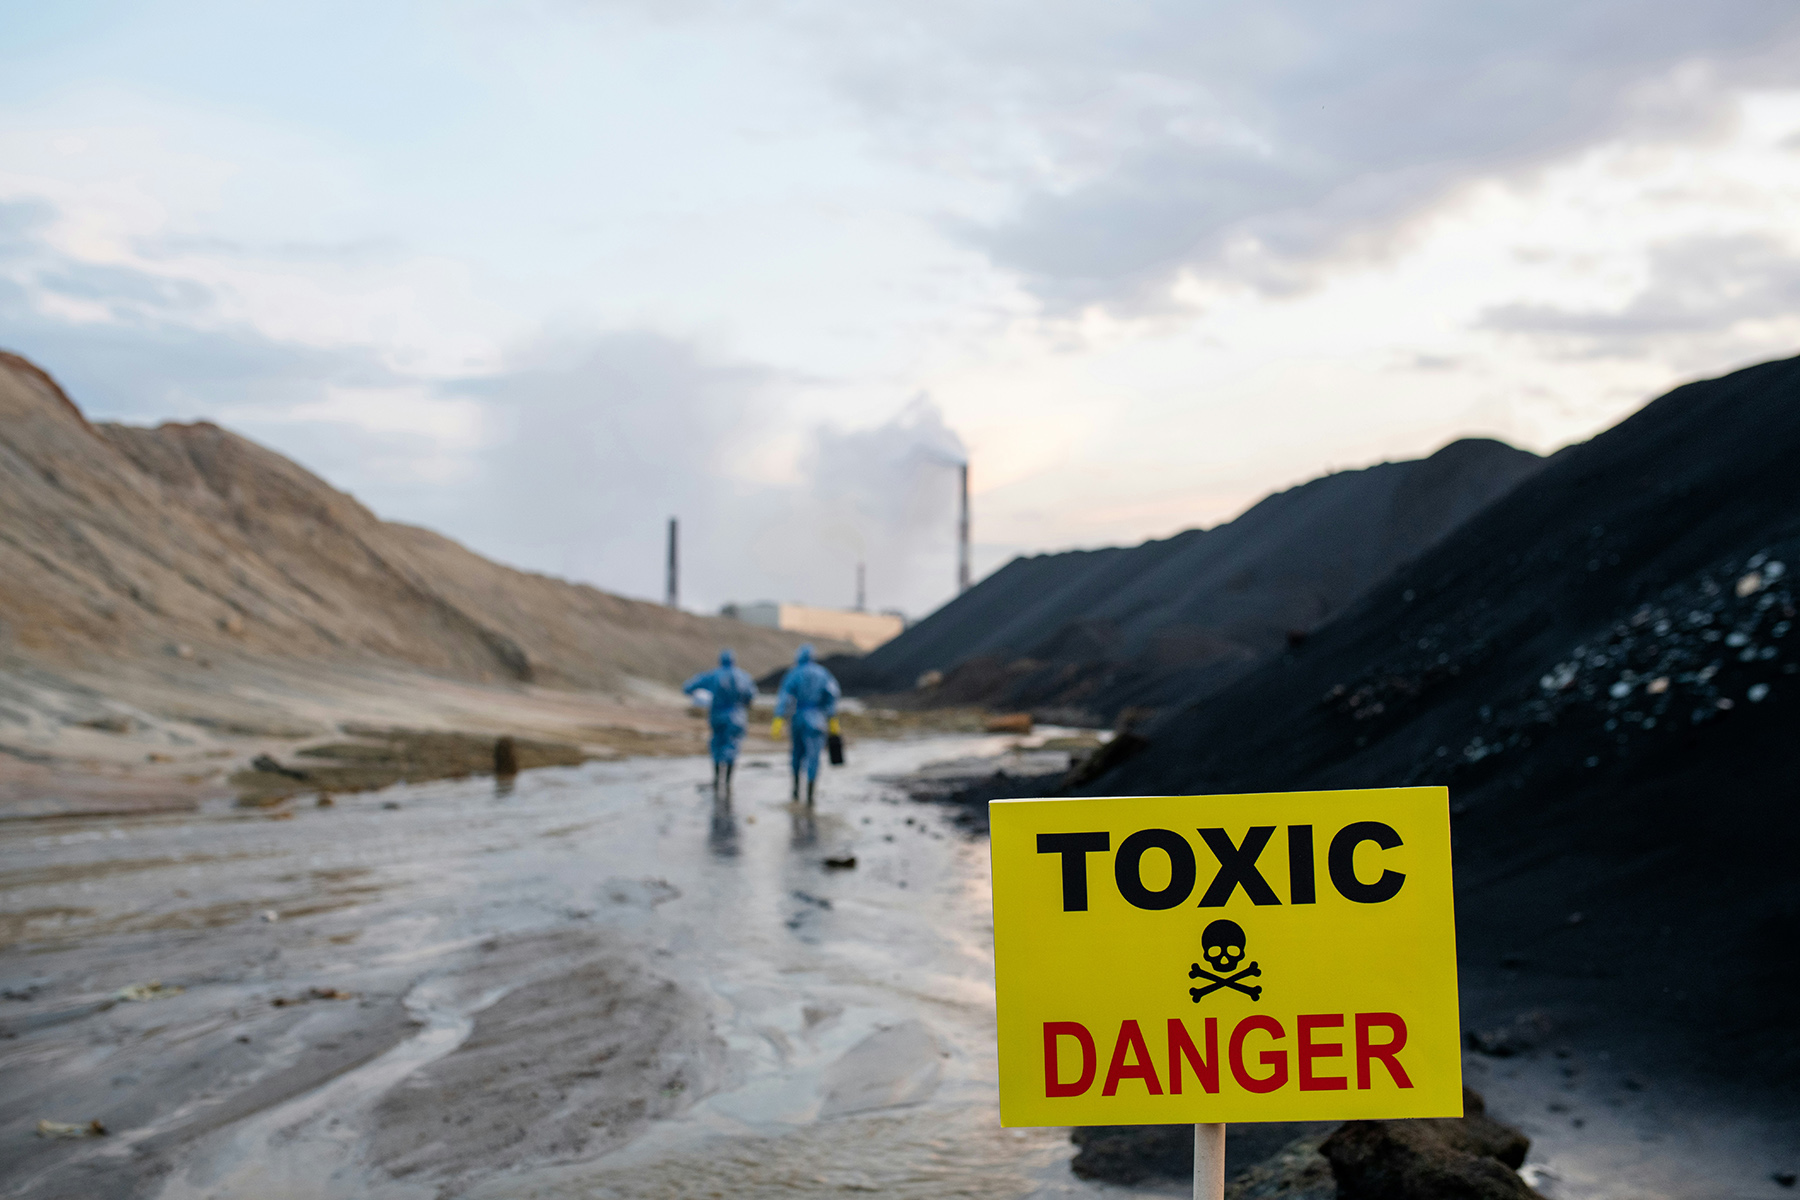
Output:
[[1321, 1087, 1538, 1200], [251, 753, 308, 781], [494, 735, 518, 777], [1069, 1124, 1191, 1184], [1070, 1121, 1336, 1186]]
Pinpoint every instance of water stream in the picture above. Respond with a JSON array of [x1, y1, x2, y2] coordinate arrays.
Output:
[[1, 734, 1158, 1199]]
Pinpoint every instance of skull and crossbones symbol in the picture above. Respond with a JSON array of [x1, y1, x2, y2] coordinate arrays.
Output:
[[1188, 918, 1262, 1001]]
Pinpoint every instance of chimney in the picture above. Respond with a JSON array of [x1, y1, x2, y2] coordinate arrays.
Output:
[[856, 561, 867, 612], [957, 461, 971, 593], [666, 517, 679, 608]]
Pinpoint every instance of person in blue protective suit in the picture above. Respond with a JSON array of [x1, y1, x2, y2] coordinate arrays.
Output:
[[771, 644, 840, 807], [683, 649, 758, 797]]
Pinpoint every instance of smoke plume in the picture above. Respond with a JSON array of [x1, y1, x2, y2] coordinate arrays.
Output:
[[452, 335, 970, 618]]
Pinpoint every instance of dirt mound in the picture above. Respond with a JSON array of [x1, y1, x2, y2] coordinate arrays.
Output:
[[0, 351, 831, 789], [0, 351, 816, 689], [837, 438, 1541, 721], [1090, 353, 1800, 1084]]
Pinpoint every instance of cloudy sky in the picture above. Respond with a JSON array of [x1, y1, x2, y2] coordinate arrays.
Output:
[[5, 2, 1800, 617]]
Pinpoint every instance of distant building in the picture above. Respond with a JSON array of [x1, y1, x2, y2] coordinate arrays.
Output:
[[724, 601, 905, 652]]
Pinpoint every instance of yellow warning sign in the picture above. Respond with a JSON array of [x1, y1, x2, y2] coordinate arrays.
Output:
[[990, 787, 1461, 1125]]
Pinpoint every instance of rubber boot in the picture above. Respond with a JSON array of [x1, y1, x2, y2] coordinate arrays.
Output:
[[712, 762, 722, 793], [806, 776, 817, 808], [791, 772, 801, 802], [724, 761, 734, 800]]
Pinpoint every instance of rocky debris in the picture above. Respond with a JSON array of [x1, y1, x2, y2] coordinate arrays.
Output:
[[836, 437, 1541, 720], [901, 764, 1068, 835], [1322, 1089, 1537, 1200], [1061, 707, 1155, 789], [1071, 1094, 1527, 1194], [1060, 728, 1146, 788], [1322, 549, 1793, 787], [1069, 1123, 1336, 1186], [982, 712, 1033, 734], [78, 714, 136, 734], [493, 735, 519, 778], [271, 986, 353, 1007], [250, 753, 309, 781], [115, 981, 184, 1003], [35, 1119, 106, 1139], [1225, 1131, 1335, 1200]]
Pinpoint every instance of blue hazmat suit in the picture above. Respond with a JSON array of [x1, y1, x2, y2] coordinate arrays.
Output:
[[775, 644, 840, 783], [683, 650, 758, 766]]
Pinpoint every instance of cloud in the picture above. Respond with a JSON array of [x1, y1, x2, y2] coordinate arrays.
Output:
[[9, 2, 1798, 626], [1478, 233, 1800, 358], [444, 331, 774, 593], [133, 232, 403, 267], [36, 262, 214, 314], [0, 194, 403, 420], [0, 293, 401, 423], [1, 184, 974, 615], [0, 199, 55, 256], [764, 0, 1800, 313], [808, 392, 964, 491]]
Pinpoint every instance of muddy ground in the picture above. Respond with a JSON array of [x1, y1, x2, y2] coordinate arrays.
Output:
[[1, 735, 1109, 1199], [3, 736, 1793, 1199], [0, 645, 1000, 818]]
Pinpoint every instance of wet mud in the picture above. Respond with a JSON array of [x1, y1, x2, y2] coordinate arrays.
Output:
[[0, 735, 1128, 1200], [369, 937, 727, 1182], [6, 733, 1791, 1199], [231, 727, 597, 807]]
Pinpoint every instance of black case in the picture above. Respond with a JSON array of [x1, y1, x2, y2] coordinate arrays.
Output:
[[827, 732, 845, 766]]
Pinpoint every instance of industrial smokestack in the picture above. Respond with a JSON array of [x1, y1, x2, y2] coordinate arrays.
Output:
[[957, 462, 971, 593], [856, 561, 867, 612], [666, 517, 679, 608]]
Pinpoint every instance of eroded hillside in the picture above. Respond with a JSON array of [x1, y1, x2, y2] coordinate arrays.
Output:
[[0, 351, 827, 811]]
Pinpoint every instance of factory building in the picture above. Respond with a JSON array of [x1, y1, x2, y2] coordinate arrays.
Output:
[[724, 601, 905, 652]]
